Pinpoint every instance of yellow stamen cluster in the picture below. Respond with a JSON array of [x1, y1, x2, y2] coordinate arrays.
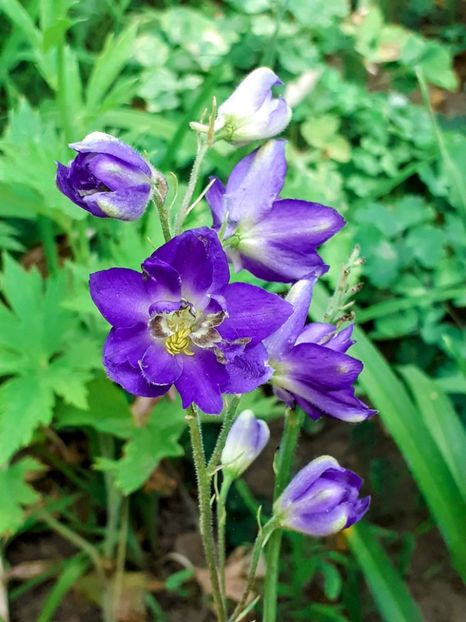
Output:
[[165, 308, 195, 356]]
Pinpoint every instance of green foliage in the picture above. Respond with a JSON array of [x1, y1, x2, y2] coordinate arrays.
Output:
[[0, 457, 43, 536], [95, 397, 185, 495], [0, 256, 100, 463]]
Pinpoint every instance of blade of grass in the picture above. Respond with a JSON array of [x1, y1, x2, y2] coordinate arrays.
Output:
[[346, 523, 424, 622], [312, 282, 466, 580], [36, 554, 89, 622], [399, 365, 466, 499]]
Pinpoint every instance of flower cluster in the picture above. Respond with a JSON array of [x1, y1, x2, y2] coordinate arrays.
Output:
[[56, 67, 372, 536]]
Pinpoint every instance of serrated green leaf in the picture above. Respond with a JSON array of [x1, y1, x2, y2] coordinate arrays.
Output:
[[0, 456, 44, 536], [95, 397, 185, 494], [0, 375, 55, 464], [55, 375, 133, 439]]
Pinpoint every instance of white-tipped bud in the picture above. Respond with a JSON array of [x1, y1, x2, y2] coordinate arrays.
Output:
[[221, 410, 270, 479]]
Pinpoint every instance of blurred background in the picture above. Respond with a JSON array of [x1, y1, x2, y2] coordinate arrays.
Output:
[[0, 1, 465, 621]]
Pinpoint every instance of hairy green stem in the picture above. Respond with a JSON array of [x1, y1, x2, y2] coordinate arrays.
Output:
[[111, 497, 129, 621], [186, 406, 226, 621], [176, 139, 209, 232], [230, 518, 279, 622], [153, 195, 172, 243], [217, 474, 233, 599], [99, 434, 122, 562], [262, 408, 303, 622], [207, 395, 241, 475]]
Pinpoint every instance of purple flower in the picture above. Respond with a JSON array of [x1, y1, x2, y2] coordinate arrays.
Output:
[[206, 140, 345, 283], [192, 67, 291, 144], [56, 132, 155, 220], [264, 277, 376, 423], [221, 410, 270, 478], [89, 228, 292, 414], [274, 456, 370, 537]]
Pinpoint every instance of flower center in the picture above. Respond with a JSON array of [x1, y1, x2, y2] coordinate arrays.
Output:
[[148, 304, 226, 357]]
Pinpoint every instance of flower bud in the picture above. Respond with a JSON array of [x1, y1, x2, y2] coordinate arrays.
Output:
[[56, 131, 160, 221], [192, 68, 291, 145], [221, 410, 270, 479], [274, 456, 370, 537]]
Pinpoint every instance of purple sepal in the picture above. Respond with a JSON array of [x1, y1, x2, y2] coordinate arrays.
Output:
[[266, 279, 375, 423], [274, 456, 370, 537], [206, 140, 345, 283], [90, 228, 292, 414]]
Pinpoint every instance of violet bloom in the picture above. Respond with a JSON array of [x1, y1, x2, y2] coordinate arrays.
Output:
[[221, 410, 270, 479], [89, 228, 292, 414], [206, 140, 345, 283], [274, 456, 370, 537], [56, 132, 155, 220], [192, 67, 291, 144], [264, 277, 375, 422]]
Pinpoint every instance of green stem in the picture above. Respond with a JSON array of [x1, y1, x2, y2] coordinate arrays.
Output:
[[186, 406, 226, 621], [230, 518, 279, 622], [262, 408, 304, 622], [153, 196, 172, 243], [111, 497, 129, 621], [37, 216, 59, 276], [207, 395, 241, 475], [217, 474, 233, 600], [38, 509, 106, 587], [176, 139, 209, 233], [100, 434, 122, 562]]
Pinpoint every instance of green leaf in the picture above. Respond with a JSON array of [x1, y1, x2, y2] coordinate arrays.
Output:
[[399, 366, 466, 500], [56, 375, 134, 439], [289, 0, 349, 28], [347, 523, 424, 622], [95, 397, 185, 494], [85, 22, 138, 111], [0, 457, 44, 536], [0, 375, 55, 464], [37, 555, 89, 622]]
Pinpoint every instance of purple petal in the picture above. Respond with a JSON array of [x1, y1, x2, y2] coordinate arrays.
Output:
[[175, 350, 227, 414], [221, 410, 270, 475], [84, 184, 151, 221], [104, 325, 151, 367], [275, 375, 376, 423], [222, 343, 272, 393], [195, 227, 230, 293], [142, 257, 182, 299], [346, 496, 371, 528], [280, 343, 363, 390], [56, 162, 107, 217], [219, 283, 292, 346], [285, 504, 350, 537], [206, 177, 226, 229], [69, 131, 152, 176], [104, 358, 169, 398], [296, 323, 355, 353], [264, 278, 317, 358], [89, 268, 158, 327], [278, 456, 340, 506], [250, 199, 345, 246], [238, 251, 327, 284], [87, 153, 151, 189], [224, 140, 287, 223], [140, 343, 183, 385]]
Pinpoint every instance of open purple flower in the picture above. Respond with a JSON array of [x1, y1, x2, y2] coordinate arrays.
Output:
[[206, 140, 345, 283], [221, 410, 270, 479], [264, 276, 375, 423], [56, 132, 154, 220], [89, 228, 292, 414], [274, 456, 370, 537]]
